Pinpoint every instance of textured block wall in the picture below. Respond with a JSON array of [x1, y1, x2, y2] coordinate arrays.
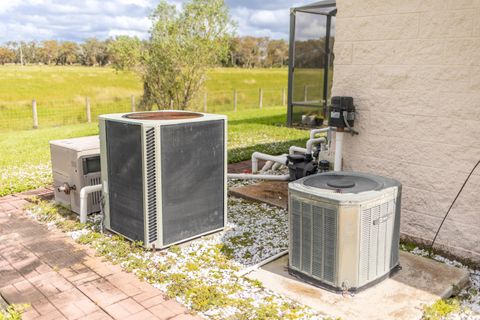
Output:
[[332, 0, 480, 264]]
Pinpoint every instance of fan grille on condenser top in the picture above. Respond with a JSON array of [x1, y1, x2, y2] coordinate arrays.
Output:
[[303, 173, 384, 193], [123, 111, 203, 120]]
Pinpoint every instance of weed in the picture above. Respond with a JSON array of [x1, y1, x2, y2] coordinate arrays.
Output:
[[0, 304, 29, 320], [422, 298, 461, 320], [26, 198, 323, 319]]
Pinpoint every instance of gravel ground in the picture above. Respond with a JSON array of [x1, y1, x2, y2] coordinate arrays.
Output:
[[227, 166, 289, 189], [0, 163, 52, 196], [222, 197, 288, 266], [26, 196, 326, 319], [23, 180, 479, 320]]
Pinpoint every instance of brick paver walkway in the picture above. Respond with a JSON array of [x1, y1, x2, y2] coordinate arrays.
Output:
[[0, 190, 200, 320]]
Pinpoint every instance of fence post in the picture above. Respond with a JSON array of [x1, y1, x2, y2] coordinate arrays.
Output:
[[32, 99, 38, 129], [259, 88, 263, 109], [203, 91, 207, 113], [282, 87, 286, 106], [85, 97, 91, 123], [131, 95, 135, 112], [233, 89, 237, 112], [304, 85, 308, 102]]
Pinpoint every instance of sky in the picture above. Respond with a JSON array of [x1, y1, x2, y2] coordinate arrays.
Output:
[[0, 0, 314, 43]]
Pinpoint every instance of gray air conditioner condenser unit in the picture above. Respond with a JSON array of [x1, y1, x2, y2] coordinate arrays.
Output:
[[50, 136, 101, 214], [99, 111, 227, 249]]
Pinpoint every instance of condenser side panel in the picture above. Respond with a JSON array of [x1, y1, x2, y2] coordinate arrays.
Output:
[[105, 120, 145, 241], [160, 120, 225, 245], [391, 186, 402, 268]]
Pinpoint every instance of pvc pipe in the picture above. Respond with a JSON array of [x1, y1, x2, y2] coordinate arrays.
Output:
[[334, 131, 344, 172], [289, 146, 307, 155], [309, 127, 334, 140], [236, 250, 288, 277], [251, 152, 287, 173], [227, 173, 290, 181], [306, 137, 326, 154], [79, 184, 102, 224], [271, 162, 283, 171], [260, 160, 274, 172]]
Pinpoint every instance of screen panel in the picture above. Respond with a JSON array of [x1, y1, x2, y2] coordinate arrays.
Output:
[[292, 12, 329, 106], [288, 9, 336, 126], [160, 120, 225, 245], [105, 120, 144, 241]]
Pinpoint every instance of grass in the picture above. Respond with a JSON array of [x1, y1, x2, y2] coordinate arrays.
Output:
[[0, 66, 141, 102], [0, 106, 309, 196], [0, 66, 291, 130], [0, 66, 288, 102], [0, 304, 28, 320], [0, 65, 315, 195], [422, 298, 461, 320]]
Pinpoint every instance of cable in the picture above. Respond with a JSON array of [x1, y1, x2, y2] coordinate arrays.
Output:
[[429, 159, 480, 254], [342, 111, 359, 135], [99, 195, 105, 234]]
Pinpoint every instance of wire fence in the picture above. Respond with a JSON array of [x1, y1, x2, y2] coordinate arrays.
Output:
[[0, 87, 288, 132]]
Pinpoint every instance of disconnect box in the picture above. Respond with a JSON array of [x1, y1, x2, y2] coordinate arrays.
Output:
[[50, 136, 101, 214]]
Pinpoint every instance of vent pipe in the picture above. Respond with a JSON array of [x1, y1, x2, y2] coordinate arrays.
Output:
[[334, 129, 344, 172]]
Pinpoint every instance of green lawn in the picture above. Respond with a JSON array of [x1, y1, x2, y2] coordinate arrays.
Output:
[[0, 66, 288, 102], [0, 66, 312, 196], [0, 107, 308, 196], [0, 66, 290, 130]]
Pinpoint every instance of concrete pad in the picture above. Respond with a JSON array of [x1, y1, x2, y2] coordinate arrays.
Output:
[[229, 181, 288, 209], [248, 251, 470, 320]]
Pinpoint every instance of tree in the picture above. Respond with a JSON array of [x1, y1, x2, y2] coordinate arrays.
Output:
[[266, 39, 288, 67], [0, 47, 15, 64], [21, 41, 39, 64], [226, 37, 241, 67], [5, 41, 19, 64], [231, 36, 268, 68], [58, 41, 79, 65], [294, 39, 327, 68], [39, 40, 60, 65], [108, 36, 143, 71], [140, 0, 234, 110], [80, 38, 109, 66]]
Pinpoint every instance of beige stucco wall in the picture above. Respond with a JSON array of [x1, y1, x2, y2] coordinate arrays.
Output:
[[332, 0, 480, 264]]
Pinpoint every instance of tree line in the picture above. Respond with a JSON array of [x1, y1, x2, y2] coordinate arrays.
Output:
[[0, 39, 110, 66], [0, 36, 289, 68], [1, 0, 323, 111]]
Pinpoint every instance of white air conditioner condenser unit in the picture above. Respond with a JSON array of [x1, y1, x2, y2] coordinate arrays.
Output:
[[288, 171, 402, 293], [99, 111, 227, 249]]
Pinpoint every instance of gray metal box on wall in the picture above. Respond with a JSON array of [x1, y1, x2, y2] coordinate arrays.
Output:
[[99, 111, 227, 249], [288, 171, 401, 293], [50, 136, 101, 214]]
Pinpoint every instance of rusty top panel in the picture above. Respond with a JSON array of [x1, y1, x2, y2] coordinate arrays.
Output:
[[123, 111, 203, 120]]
